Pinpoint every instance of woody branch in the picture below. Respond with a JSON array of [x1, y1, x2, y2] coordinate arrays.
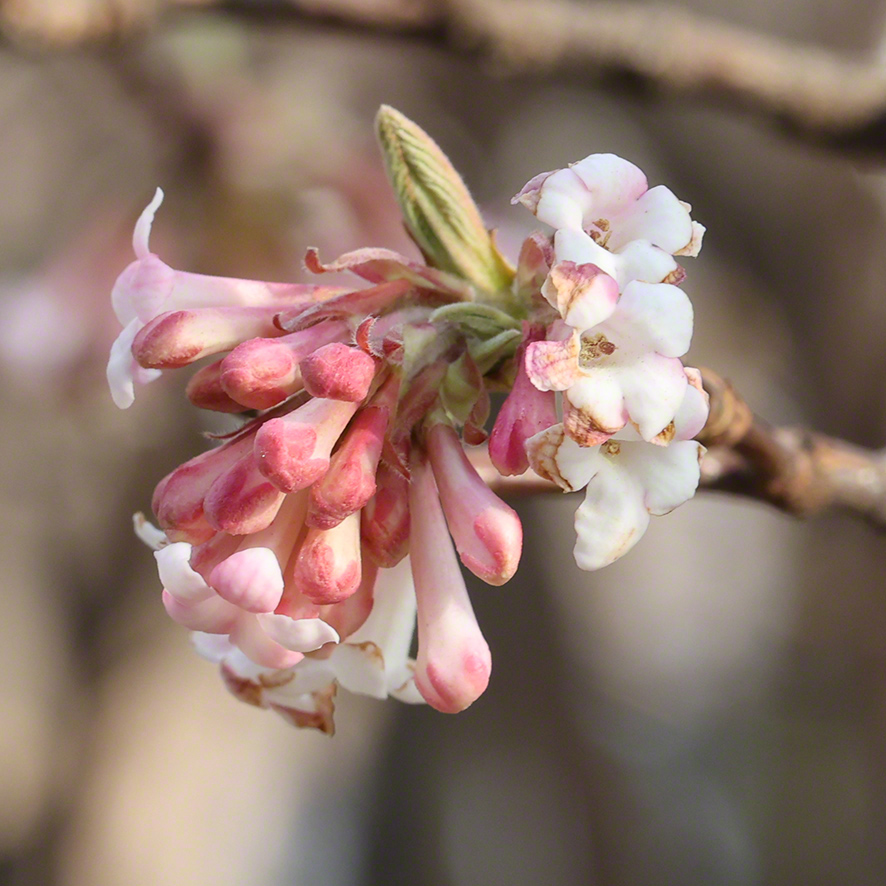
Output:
[[472, 367, 886, 529]]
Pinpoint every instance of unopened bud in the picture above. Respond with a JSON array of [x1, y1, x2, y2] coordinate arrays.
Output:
[[132, 306, 284, 368], [254, 398, 359, 493], [300, 343, 377, 402], [375, 105, 513, 295]]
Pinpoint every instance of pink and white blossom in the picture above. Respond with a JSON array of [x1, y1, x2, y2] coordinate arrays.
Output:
[[107, 189, 341, 408], [513, 153, 704, 288], [113, 131, 711, 732], [526, 369, 709, 569], [526, 280, 694, 444]]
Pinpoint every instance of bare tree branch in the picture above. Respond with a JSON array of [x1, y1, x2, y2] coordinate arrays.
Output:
[[5, 0, 886, 150], [470, 367, 886, 530]]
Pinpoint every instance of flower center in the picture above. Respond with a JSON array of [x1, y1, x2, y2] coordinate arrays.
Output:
[[587, 218, 612, 249], [579, 332, 616, 367]]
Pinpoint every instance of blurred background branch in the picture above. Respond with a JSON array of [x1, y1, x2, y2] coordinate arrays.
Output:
[[4, 0, 886, 153]]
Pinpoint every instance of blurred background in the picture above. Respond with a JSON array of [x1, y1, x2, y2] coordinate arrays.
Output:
[[2, 0, 886, 883]]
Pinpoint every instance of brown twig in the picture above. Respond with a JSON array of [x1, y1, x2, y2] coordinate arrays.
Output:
[[4, 0, 886, 150], [470, 367, 886, 530]]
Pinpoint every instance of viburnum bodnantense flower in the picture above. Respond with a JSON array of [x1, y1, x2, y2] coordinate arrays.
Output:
[[112, 107, 709, 732]]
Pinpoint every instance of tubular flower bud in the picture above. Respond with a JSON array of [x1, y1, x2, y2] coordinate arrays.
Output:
[[113, 112, 708, 732], [426, 422, 522, 586], [408, 453, 491, 713], [254, 397, 360, 493], [488, 323, 558, 476], [300, 342, 378, 402], [220, 320, 348, 410], [292, 512, 363, 605], [132, 306, 286, 369]]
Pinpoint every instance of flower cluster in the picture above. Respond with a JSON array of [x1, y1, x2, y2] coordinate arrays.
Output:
[[110, 110, 708, 731], [502, 153, 709, 570], [116, 189, 521, 732]]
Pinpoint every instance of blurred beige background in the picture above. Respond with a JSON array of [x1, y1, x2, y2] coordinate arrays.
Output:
[[2, 1, 886, 884]]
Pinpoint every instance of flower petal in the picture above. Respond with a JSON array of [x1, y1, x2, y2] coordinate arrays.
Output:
[[541, 261, 619, 331], [623, 439, 705, 515], [256, 612, 340, 653], [606, 185, 694, 254], [617, 353, 688, 441], [609, 281, 693, 357], [155, 541, 214, 604], [573, 458, 650, 571], [674, 367, 710, 441], [133, 188, 164, 260]]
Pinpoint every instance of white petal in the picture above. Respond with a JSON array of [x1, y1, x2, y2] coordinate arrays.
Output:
[[552, 432, 605, 492], [566, 374, 627, 436], [674, 367, 710, 441], [533, 168, 588, 229], [133, 188, 164, 259], [266, 658, 335, 698], [553, 228, 619, 279], [230, 615, 304, 669], [573, 459, 650, 571], [618, 354, 688, 441], [612, 282, 693, 357], [348, 556, 416, 665], [132, 513, 167, 550], [611, 240, 679, 288], [569, 154, 648, 217], [327, 642, 388, 699], [155, 541, 214, 604], [256, 613, 340, 653], [106, 317, 142, 409], [623, 439, 704, 515], [606, 185, 693, 253]]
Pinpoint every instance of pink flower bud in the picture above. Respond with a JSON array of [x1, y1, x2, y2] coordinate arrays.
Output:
[[426, 422, 522, 586], [220, 320, 347, 410], [489, 324, 558, 476], [209, 547, 285, 613], [300, 343, 377, 402], [188, 531, 241, 579], [292, 511, 362, 605], [152, 434, 253, 539], [361, 463, 410, 567], [409, 453, 491, 713], [254, 397, 359, 493], [132, 306, 286, 369], [206, 491, 306, 610], [185, 359, 248, 413], [203, 453, 286, 535], [308, 374, 399, 528]]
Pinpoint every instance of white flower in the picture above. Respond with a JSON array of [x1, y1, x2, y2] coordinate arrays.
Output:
[[192, 557, 424, 734], [513, 153, 704, 288], [527, 368, 709, 570], [526, 275, 694, 444]]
